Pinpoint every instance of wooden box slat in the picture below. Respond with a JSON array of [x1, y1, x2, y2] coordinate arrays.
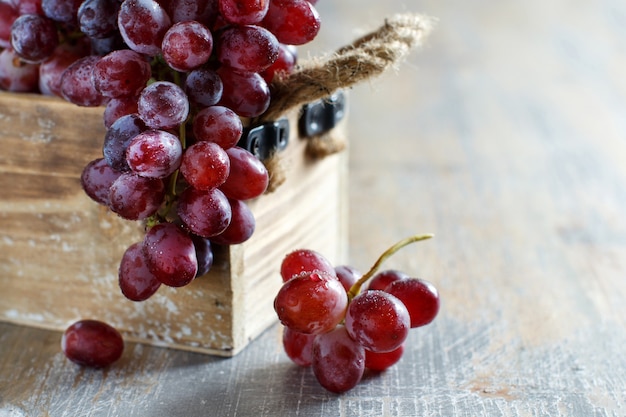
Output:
[[0, 92, 347, 356]]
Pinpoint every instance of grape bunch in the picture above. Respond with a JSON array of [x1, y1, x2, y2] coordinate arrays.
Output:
[[274, 234, 440, 393], [1, 0, 323, 301]]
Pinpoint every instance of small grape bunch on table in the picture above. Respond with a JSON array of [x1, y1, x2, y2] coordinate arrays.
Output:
[[274, 234, 440, 393]]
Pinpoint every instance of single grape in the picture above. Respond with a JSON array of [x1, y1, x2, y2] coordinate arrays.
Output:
[[179, 140, 230, 191], [108, 173, 165, 220], [366, 269, 408, 291], [0, 47, 39, 92], [219, 147, 269, 200], [81, 158, 122, 205], [345, 290, 410, 353], [104, 113, 147, 172], [118, 242, 162, 301], [192, 105, 242, 149], [117, 0, 172, 56], [311, 326, 365, 393], [78, 0, 121, 39], [273, 270, 347, 334], [384, 278, 440, 328], [93, 49, 151, 98], [177, 187, 232, 238], [217, 67, 270, 117], [365, 344, 404, 372], [162, 20, 213, 72], [10, 13, 58, 63], [282, 326, 315, 367], [219, 0, 269, 25], [262, 0, 320, 45], [143, 223, 198, 287], [138, 81, 190, 130], [334, 265, 361, 292], [191, 234, 213, 277], [126, 129, 183, 179], [216, 24, 279, 73], [61, 320, 124, 368], [14, 0, 45, 15], [210, 198, 255, 245], [60, 55, 106, 107], [184, 68, 223, 107], [280, 249, 336, 282]]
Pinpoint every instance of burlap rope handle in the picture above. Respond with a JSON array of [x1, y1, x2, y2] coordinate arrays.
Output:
[[260, 12, 436, 192]]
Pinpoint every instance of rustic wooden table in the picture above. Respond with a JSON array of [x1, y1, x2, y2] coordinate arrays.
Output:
[[2, 0, 626, 415]]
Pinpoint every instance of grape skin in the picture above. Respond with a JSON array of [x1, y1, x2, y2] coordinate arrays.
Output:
[[210, 198, 255, 245], [117, 0, 172, 56], [126, 129, 183, 179], [108, 173, 165, 220], [10, 13, 59, 64], [81, 158, 122, 206], [384, 278, 440, 328], [93, 49, 152, 98], [138, 81, 190, 130], [118, 242, 162, 301], [311, 326, 365, 393], [192, 105, 242, 149], [219, 146, 269, 200], [280, 249, 336, 282], [143, 223, 198, 287], [162, 20, 214, 72], [282, 326, 315, 367], [216, 24, 279, 73], [273, 271, 347, 335], [61, 320, 124, 368], [177, 187, 232, 238]]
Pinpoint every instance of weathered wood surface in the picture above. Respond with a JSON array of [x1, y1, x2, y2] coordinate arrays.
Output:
[[2, 0, 626, 415]]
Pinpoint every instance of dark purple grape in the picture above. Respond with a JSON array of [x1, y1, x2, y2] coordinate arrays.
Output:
[[10, 13, 58, 63], [191, 234, 213, 277], [143, 223, 198, 287], [177, 187, 232, 238], [311, 326, 365, 393], [61, 320, 124, 368], [78, 0, 121, 39], [118, 242, 162, 301], [108, 173, 165, 220], [81, 158, 122, 205], [42, 0, 82, 24], [210, 198, 255, 245], [184, 68, 223, 107]]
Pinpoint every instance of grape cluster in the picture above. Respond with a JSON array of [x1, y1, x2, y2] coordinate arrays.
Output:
[[1, 0, 322, 301], [274, 234, 439, 393]]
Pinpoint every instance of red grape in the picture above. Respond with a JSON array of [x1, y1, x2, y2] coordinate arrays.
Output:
[[177, 187, 232, 237], [38, 45, 84, 97], [126, 129, 183, 179], [117, 0, 172, 56], [60, 55, 106, 107], [118, 242, 162, 301], [210, 198, 255, 245], [0, 2, 19, 49], [366, 269, 408, 291], [217, 67, 270, 117], [345, 290, 410, 353], [162, 20, 213, 72], [93, 49, 151, 98], [192, 105, 242, 149], [108, 173, 165, 220], [180, 141, 230, 190], [280, 249, 335, 282], [311, 326, 365, 393], [282, 326, 315, 367], [61, 320, 124, 368], [334, 265, 361, 292], [274, 271, 347, 334], [216, 24, 279, 73], [103, 96, 140, 128], [261, 42, 296, 82], [138, 81, 190, 130], [143, 223, 198, 287], [365, 344, 405, 372], [219, 0, 269, 25], [384, 278, 440, 328], [262, 0, 320, 45], [219, 147, 269, 200]]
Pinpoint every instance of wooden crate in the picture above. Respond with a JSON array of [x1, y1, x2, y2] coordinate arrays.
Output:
[[0, 92, 347, 357]]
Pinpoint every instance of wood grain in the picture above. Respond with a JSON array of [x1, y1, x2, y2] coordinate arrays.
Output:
[[2, 0, 626, 415]]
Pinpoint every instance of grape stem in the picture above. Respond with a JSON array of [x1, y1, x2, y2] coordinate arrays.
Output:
[[346, 233, 434, 300]]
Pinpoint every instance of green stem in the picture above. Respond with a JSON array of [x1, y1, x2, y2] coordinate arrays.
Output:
[[346, 233, 434, 300]]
